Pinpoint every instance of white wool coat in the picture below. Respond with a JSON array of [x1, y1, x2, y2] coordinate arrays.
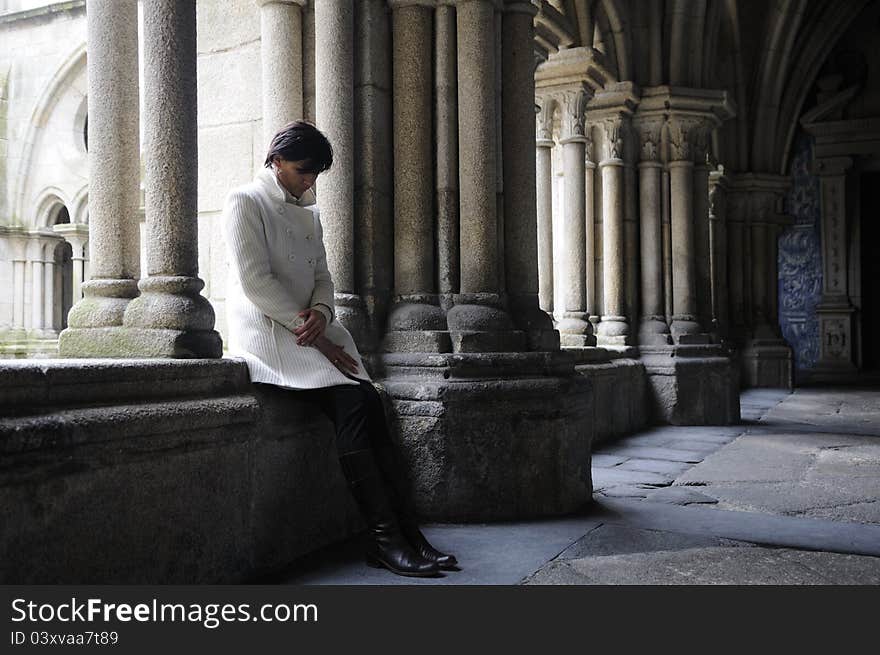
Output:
[[222, 167, 370, 389]]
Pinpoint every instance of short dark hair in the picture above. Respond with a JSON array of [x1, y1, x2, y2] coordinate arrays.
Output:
[[263, 120, 333, 173]]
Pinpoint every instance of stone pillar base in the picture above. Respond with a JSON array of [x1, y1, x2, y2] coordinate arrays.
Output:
[[597, 316, 632, 346], [558, 311, 597, 347], [670, 316, 712, 344], [382, 295, 451, 353], [377, 352, 592, 521], [741, 339, 794, 389], [560, 333, 598, 347], [507, 294, 560, 352], [446, 294, 526, 353], [334, 293, 371, 351], [639, 317, 672, 345], [60, 326, 222, 359], [641, 345, 741, 425]]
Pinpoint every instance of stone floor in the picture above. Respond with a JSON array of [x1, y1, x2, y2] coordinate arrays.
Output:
[[274, 387, 880, 585]]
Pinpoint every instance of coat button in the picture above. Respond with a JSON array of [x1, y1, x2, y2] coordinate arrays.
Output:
[[306, 234, 313, 240], [278, 205, 285, 214], [308, 258, 315, 266], [288, 254, 296, 261], [286, 228, 293, 236]]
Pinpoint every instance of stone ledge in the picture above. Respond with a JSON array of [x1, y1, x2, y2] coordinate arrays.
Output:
[[0, 358, 250, 414]]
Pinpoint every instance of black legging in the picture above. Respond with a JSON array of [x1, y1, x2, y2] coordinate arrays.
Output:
[[301, 377, 409, 507]]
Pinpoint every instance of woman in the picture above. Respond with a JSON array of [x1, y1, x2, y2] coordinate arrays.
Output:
[[222, 121, 457, 578]]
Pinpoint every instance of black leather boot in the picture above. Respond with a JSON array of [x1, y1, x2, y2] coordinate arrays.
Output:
[[368, 430, 460, 570], [339, 449, 441, 578], [398, 518, 459, 570]]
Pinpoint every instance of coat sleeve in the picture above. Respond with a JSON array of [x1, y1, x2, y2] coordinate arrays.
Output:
[[309, 208, 336, 322], [223, 189, 305, 331]]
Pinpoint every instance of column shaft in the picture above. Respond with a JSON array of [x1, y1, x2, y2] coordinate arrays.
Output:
[[669, 159, 704, 341], [436, 2, 459, 299], [585, 157, 597, 320], [31, 259, 43, 332], [638, 161, 670, 343], [536, 142, 553, 313], [563, 142, 586, 315], [502, 0, 555, 349], [259, 0, 305, 146], [315, 0, 368, 343], [598, 159, 628, 341], [455, 0, 497, 294], [750, 221, 768, 330], [120, 0, 220, 357], [13, 260, 25, 329], [315, 0, 354, 292], [392, 3, 434, 295], [384, 0, 447, 350], [43, 251, 55, 332], [693, 161, 712, 334], [60, 0, 140, 356]]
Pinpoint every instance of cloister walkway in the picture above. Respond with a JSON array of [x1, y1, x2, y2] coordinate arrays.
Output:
[[277, 387, 880, 585]]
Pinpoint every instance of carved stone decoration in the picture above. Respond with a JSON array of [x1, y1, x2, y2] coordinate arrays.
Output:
[[535, 94, 555, 144], [691, 122, 710, 165], [599, 116, 624, 162], [558, 88, 588, 142], [635, 116, 664, 162], [667, 116, 701, 162], [583, 129, 594, 165]]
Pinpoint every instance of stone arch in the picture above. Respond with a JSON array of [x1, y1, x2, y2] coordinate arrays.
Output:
[[70, 185, 89, 225], [32, 189, 70, 229], [13, 42, 87, 227]]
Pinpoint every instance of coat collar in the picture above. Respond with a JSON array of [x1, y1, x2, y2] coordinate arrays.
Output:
[[255, 167, 317, 208]]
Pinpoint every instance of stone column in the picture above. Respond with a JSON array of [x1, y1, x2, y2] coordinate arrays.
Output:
[[750, 220, 770, 336], [636, 116, 670, 344], [556, 88, 595, 347], [585, 134, 598, 325], [667, 116, 707, 343], [726, 192, 746, 341], [623, 120, 640, 332], [353, 0, 393, 351], [535, 95, 554, 314], [314, 0, 369, 343], [53, 224, 90, 305], [814, 156, 857, 372], [258, 0, 306, 146], [708, 170, 729, 342], [436, 1, 459, 304], [502, 0, 556, 350], [59, 0, 141, 356], [384, 0, 448, 352], [691, 123, 713, 338], [596, 115, 629, 344], [447, 0, 522, 352], [122, 0, 221, 358], [42, 239, 57, 333], [27, 238, 44, 336]]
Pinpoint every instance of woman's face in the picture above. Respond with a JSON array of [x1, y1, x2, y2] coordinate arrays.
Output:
[[272, 157, 318, 199]]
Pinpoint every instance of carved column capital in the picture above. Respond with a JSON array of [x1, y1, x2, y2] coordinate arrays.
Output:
[[535, 94, 555, 146], [597, 114, 626, 164], [634, 115, 664, 163], [667, 115, 712, 163], [557, 87, 590, 144]]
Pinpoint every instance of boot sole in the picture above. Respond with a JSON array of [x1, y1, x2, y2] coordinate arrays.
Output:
[[365, 556, 441, 578]]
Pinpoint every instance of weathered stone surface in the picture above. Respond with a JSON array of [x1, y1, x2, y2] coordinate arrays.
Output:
[[644, 486, 720, 505], [525, 547, 880, 585], [0, 359, 361, 583], [383, 370, 593, 521]]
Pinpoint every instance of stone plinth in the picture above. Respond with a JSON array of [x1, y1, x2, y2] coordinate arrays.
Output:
[[641, 345, 741, 425], [742, 341, 794, 389], [0, 358, 361, 583], [376, 351, 593, 521]]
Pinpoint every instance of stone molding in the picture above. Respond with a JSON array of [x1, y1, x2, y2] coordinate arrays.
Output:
[[256, 0, 307, 6], [387, 0, 436, 8]]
